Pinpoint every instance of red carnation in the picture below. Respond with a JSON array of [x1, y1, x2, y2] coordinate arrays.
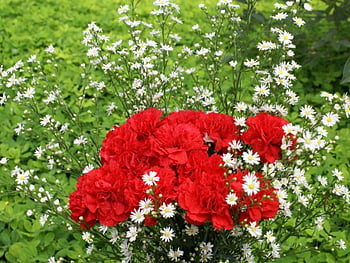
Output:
[[153, 122, 207, 166], [178, 154, 234, 230], [100, 108, 162, 164], [242, 112, 289, 163], [69, 165, 146, 227], [197, 112, 240, 153], [161, 110, 205, 126]]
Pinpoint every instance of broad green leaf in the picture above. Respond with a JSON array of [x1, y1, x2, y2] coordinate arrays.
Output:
[[340, 56, 350, 84]]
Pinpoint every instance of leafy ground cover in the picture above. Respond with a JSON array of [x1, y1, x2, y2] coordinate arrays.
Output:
[[0, 0, 349, 262]]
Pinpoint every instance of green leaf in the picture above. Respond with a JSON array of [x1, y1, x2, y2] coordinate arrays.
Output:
[[340, 56, 350, 85], [0, 230, 11, 246], [43, 232, 55, 247], [8, 242, 37, 263]]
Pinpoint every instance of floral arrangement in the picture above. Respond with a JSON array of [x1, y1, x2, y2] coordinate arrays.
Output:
[[0, 0, 349, 262]]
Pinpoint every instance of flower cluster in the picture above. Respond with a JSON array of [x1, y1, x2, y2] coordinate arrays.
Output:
[[69, 109, 292, 231], [67, 107, 301, 261], [1, 0, 349, 262]]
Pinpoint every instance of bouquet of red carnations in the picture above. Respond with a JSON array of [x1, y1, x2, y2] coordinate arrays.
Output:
[[69, 108, 296, 262]]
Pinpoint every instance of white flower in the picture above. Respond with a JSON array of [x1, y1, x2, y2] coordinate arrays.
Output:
[[282, 123, 300, 136], [317, 176, 328, 186], [118, 5, 129, 14], [264, 230, 276, 243], [293, 17, 305, 27], [0, 92, 7, 105], [98, 225, 108, 234], [242, 243, 252, 257], [0, 157, 8, 164], [228, 139, 243, 151], [47, 257, 56, 263], [242, 173, 260, 196], [130, 208, 145, 223], [86, 244, 94, 254], [23, 87, 35, 98], [82, 232, 93, 243], [229, 60, 238, 68], [168, 248, 184, 261], [333, 184, 348, 196], [257, 41, 277, 51], [272, 12, 288, 20], [298, 195, 309, 207], [34, 146, 45, 159], [218, 0, 232, 6], [287, 50, 295, 57], [278, 31, 294, 45], [231, 226, 243, 236], [242, 150, 260, 165], [235, 102, 247, 112], [276, 189, 288, 202], [226, 192, 238, 205], [154, 0, 170, 6], [337, 239, 347, 250], [244, 59, 260, 67], [139, 198, 154, 214], [160, 227, 175, 242], [74, 136, 88, 145], [332, 168, 344, 181], [60, 123, 70, 133], [214, 50, 223, 57], [185, 225, 199, 236], [192, 24, 199, 30], [271, 243, 281, 258], [304, 3, 312, 11], [160, 203, 176, 218], [16, 170, 30, 185], [87, 47, 100, 57], [39, 214, 49, 226], [315, 126, 327, 137], [26, 210, 33, 217], [274, 3, 287, 9], [200, 242, 213, 254], [247, 222, 262, 237], [110, 228, 119, 244], [160, 44, 173, 52], [196, 48, 209, 56], [298, 131, 317, 151], [126, 226, 138, 242], [315, 216, 324, 230], [322, 112, 339, 127], [142, 171, 159, 186], [222, 153, 234, 166], [40, 115, 52, 127], [45, 45, 55, 53], [83, 164, 94, 174], [254, 84, 270, 96], [293, 168, 308, 186]]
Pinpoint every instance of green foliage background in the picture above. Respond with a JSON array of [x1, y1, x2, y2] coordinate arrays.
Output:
[[0, 0, 349, 262]]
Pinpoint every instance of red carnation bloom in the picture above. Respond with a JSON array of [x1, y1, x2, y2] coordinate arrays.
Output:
[[69, 165, 146, 227], [144, 166, 178, 204], [100, 108, 162, 164], [178, 154, 234, 230], [161, 110, 205, 126], [197, 112, 240, 153], [226, 170, 279, 225], [153, 123, 207, 166], [69, 189, 97, 228], [242, 112, 289, 163]]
